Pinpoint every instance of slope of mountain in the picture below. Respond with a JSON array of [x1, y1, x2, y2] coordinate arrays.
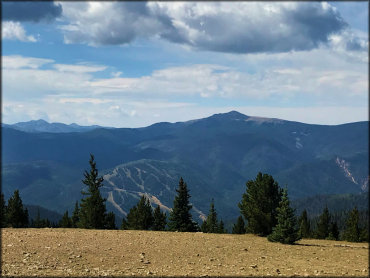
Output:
[[2, 111, 368, 221], [2, 119, 105, 133]]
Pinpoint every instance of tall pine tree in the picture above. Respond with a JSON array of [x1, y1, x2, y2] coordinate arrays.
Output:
[[59, 210, 72, 228], [204, 199, 219, 233], [168, 177, 198, 232], [152, 205, 167, 231], [78, 154, 111, 229], [126, 196, 154, 230], [298, 209, 311, 238], [343, 207, 361, 242], [315, 206, 330, 239], [267, 188, 300, 244], [232, 216, 246, 234], [6, 190, 28, 228], [71, 201, 80, 228], [239, 172, 282, 236], [1, 193, 7, 228]]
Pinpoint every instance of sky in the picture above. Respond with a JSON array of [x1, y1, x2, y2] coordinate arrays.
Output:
[[2, 1, 369, 127]]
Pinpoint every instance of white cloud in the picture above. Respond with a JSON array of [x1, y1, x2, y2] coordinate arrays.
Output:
[[53, 64, 107, 73], [2, 55, 54, 69], [58, 2, 349, 54], [2, 21, 37, 42]]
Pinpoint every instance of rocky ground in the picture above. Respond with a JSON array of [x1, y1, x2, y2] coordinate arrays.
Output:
[[2, 228, 368, 277]]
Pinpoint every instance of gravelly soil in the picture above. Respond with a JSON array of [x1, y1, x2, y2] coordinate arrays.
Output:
[[1, 228, 368, 277]]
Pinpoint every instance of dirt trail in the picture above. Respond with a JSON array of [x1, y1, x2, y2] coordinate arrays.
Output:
[[2, 228, 368, 277]]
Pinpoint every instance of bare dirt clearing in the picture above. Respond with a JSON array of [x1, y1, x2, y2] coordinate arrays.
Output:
[[2, 228, 368, 277]]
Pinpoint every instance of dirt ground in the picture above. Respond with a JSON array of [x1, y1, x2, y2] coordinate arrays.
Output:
[[1, 228, 368, 277]]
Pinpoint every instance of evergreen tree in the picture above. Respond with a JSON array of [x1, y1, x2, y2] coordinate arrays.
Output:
[[120, 217, 128, 230], [232, 216, 246, 234], [267, 189, 301, 244], [78, 154, 109, 229], [105, 212, 116, 229], [59, 210, 72, 228], [298, 209, 311, 238], [168, 177, 198, 232], [152, 205, 167, 231], [218, 220, 226, 234], [33, 208, 42, 228], [1, 193, 7, 228], [327, 221, 339, 241], [238, 172, 282, 236], [315, 206, 330, 239], [71, 201, 80, 228], [200, 220, 208, 233], [205, 199, 219, 233], [6, 190, 29, 228], [126, 196, 154, 230], [343, 207, 361, 242]]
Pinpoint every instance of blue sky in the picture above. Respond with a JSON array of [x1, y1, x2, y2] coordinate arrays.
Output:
[[2, 1, 368, 127]]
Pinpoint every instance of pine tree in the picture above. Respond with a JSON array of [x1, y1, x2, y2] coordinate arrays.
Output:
[[1, 193, 7, 228], [105, 212, 116, 229], [59, 210, 72, 228], [6, 190, 29, 228], [33, 208, 42, 228], [152, 205, 167, 231], [168, 177, 198, 232], [71, 201, 80, 228], [327, 221, 339, 241], [218, 220, 226, 234], [315, 206, 330, 239], [238, 172, 282, 236], [126, 196, 154, 230], [267, 189, 301, 244], [78, 154, 109, 229], [205, 199, 219, 233], [343, 207, 361, 242], [121, 217, 128, 230], [200, 220, 208, 233], [232, 216, 246, 234], [298, 209, 311, 238]]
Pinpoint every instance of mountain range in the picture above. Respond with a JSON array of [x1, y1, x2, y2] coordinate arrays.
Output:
[[2, 111, 368, 223]]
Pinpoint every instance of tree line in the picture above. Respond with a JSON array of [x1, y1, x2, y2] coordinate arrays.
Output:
[[2, 155, 367, 244]]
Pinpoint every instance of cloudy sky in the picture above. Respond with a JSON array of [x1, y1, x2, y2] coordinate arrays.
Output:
[[2, 1, 368, 127]]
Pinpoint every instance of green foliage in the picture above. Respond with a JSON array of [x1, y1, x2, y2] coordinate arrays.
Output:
[[218, 219, 226, 234], [315, 206, 330, 239], [168, 177, 198, 232], [126, 196, 154, 230], [6, 190, 29, 228], [232, 216, 246, 234], [203, 199, 219, 233], [78, 154, 113, 229], [59, 210, 72, 228], [239, 172, 282, 236], [105, 212, 116, 229], [152, 205, 167, 231], [30, 208, 52, 228], [327, 221, 339, 241], [267, 189, 301, 244], [71, 201, 79, 228], [343, 207, 361, 242], [1, 193, 7, 228], [120, 217, 128, 230], [298, 209, 311, 238]]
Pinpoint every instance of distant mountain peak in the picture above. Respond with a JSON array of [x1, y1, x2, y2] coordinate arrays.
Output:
[[210, 110, 249, 120]]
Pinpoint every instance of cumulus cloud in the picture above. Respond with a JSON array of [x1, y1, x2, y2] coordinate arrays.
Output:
[[2, 1, 62, 22], [2, 21, 37, 42], [58, 2, 348, 54]]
